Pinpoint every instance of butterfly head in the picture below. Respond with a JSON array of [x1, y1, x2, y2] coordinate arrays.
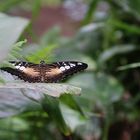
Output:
[[40, 60, 46, 65]]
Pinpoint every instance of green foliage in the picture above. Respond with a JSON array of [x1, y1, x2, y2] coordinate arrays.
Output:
[[0, 0, 140, 140], [0, 13, 29, 62], [42, 96, 71, 135], [82, 0, 100, 25], [118, 62, 140, 71], [23, 27, 61, 63], [0, 0, 22, 12]]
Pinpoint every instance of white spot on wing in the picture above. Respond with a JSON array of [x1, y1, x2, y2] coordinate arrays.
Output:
[[65, 66, 70, 69], [19, 66, 25, 71], [70, 63, 76, 67], [62, 62, 66, 66], [77, 62, 82, 65], [60, 67, 65, 71], [18, 63, 22, 66], [15, 65, 20, 69]]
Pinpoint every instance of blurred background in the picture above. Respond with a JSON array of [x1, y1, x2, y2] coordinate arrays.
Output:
[[0, 0, 140, 140]]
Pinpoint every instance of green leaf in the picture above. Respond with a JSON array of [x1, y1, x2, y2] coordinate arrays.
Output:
[[0, 0, 22, 12], [68, 73, 123, 110], [113, 0, 140, 19], [9, 39, 27, 59], [128, 0, 140, 18], [0, 83, 81, 98], [60, 94, 85, 116], [24, 27, 60, 63], [110, 19, 140, 35], [82, 0, 100, 25], [117, 62, 140, 71], [42, 96, 71, 135], [60, 103, 86, 132], [0, 86, 40, 118], [98, 44, 137, 63], [0, 83, 81, 118], [0, 13, 29, 61], [25, 44, 58, 63], [31, 0, 41, 19]]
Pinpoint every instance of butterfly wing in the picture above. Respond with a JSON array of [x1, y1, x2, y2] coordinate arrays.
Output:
[[1, 61, 41, 82], [44, 61, 88, 82], [1, 61, 88, 83]]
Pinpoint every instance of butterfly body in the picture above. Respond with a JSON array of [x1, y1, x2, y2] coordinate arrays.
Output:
[[1, 61, 88, 83]]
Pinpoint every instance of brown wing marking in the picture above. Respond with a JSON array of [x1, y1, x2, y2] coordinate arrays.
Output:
[[22, 67, 40, 77], [0, 66, 41, 83], [46, 67, 62, 76], [45, 67, 63, 82], [20, 66, 41, 82]]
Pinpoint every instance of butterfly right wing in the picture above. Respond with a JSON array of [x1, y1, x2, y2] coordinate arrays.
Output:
[[1, 61, 41, 82], [44, 61, 88, 82]]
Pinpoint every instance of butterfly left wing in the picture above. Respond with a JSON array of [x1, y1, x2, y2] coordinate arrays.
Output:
[[1, 61, 41, 82], [44, 61, 88, 82]]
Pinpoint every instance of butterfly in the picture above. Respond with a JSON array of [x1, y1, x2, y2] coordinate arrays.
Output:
[[0, 60, 88, 83]]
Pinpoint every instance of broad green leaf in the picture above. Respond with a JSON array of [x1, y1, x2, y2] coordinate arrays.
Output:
[[42, 96, 71, 135], [0, 13, 29, 61], [0, 83, 81, 118], [0, 87, 40, 118], [60, 94, 85, 116], [0, 83, 81, 98], [98, 44, 137, 64], [60, 103, 86, 131], [68, 73, 123, 110]]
